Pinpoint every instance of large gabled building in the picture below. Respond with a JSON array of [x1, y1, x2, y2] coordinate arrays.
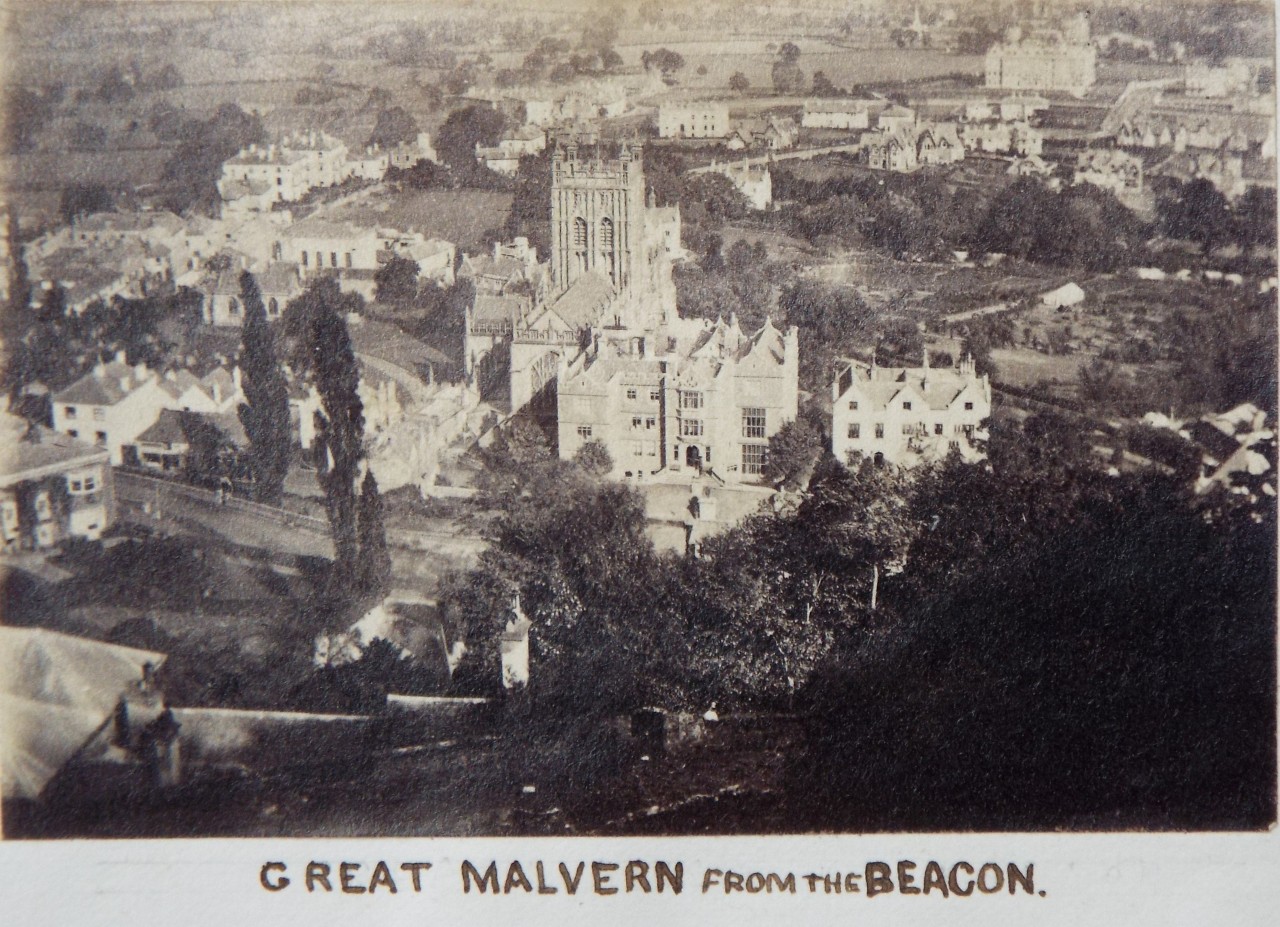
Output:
[[558, 315, 799, 485], [831, 355, 991, 468]]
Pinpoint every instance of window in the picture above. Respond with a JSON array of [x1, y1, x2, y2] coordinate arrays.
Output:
[[742, 407, 766, 439], [902, 423, 916, 435], [95, 431, 107, 446], [63, 406, 77, 419], [742, 444, 767, 476], [93, 407, 105, 421], [268, 298, 279, 315], [632, 416, 642, 429], [848, 424, 861, 439], [228, 297, 240, 315], [67, 430, 78, 438], [330, 252, 338, 268], [600, 217, 614, 250], [626, 387, 637, 400], [70, 480, 82, 492], [345, 253, 353, 268], [650, 388, 661, 402], [964, 401, 974, 411], [902, 401, 912, 411], [645, 417, 656, 430], [576, 425, 592, 438], [875, 423, 885, 440], [934, 423, 944, 435], [681, 419, 703, 437], [680, 390, 703, 409], [84, 475, 96, 492], [573, 217, 588, 249], [848, 401, 859, 410], [301, 251, 308, 267], [963, 424, 975, 437]]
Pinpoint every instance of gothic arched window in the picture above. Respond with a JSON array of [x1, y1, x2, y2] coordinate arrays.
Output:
[[600, 217, 616, 283], [573, 217, 588, 274]]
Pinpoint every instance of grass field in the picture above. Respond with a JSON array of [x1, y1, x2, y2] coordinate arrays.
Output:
[[606, 36, 981, 95], [320, 187, 513, 250]]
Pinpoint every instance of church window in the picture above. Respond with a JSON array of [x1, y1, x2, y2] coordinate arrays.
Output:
[[574, 217, 588, 249]]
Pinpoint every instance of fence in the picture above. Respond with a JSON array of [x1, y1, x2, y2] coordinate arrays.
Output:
[[116, 469, 481, 551]]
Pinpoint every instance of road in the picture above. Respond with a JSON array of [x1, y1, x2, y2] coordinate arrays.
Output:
[[115, 471, 486, 590]]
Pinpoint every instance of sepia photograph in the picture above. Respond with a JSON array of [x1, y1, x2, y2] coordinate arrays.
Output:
[[0, 0, 1275, 845]]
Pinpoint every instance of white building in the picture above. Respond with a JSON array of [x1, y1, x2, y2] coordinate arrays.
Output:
[[558, 315, 799, 484], [476, 125, 547, 176], [218, 130, 352, 215], [658, 102, 731, 139], [802, 99, 870, 130], [389, 133, 438, 169], [708, 161, 773, 210], [831, 355, 991, 468], [984, 17, 1097, 97], [877, 104, 917, 132]]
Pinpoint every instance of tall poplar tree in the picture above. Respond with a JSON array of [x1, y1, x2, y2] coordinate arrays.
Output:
[[356, 469, 392, 602], [308, 280, 366, 587], [237, 271, 291, 504]]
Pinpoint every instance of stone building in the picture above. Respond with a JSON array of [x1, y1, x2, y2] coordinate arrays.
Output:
[[831, 354, 991, 468], [658, 102, 731, 139], [984, 16, 1097, 97], [1, 409, 114, 549], [558, 315, 799, 484]]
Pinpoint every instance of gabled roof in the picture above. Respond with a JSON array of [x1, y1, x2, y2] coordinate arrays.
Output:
[[52, 361, 157, 406], [0, 627, 166, 800], [546, 268, 616, 330], [135, 408, 189, 446]]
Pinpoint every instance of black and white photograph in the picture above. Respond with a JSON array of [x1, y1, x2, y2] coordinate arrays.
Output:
[[0, 0, 1275, 847]]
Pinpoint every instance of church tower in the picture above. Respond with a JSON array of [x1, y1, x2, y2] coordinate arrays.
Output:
[[550, 139, 646, 295]]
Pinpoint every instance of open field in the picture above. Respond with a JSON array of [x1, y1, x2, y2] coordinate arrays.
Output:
[[610, 37, 982, 95], [319, 187, 513, 250]]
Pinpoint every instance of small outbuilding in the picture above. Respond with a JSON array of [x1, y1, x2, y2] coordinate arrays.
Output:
[[1041, 281, 1085, 309]]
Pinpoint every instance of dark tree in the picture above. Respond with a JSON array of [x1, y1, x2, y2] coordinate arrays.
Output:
[[729, 72, 751, 94], [1158, 177, 1232, 250], [367, 106, 420, 149], [59, 183, 115, 225], [811, 70, 839, 96], [434, 104, 506, 174], [236, 271, 292, 504], [374, 255, 421, 305], [573, 440, 613, 477], [355, 469, 392, 602], [306, 280, 367, 590], [764, 416, 823, 488]]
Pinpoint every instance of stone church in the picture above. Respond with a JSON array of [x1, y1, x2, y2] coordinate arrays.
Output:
[[464, 138, 799, 485]]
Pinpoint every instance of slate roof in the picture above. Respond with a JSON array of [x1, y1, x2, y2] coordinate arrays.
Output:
[[546, 268, 616, 330], [1, 424, 109, 485], [52, 362, 156, 406]]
